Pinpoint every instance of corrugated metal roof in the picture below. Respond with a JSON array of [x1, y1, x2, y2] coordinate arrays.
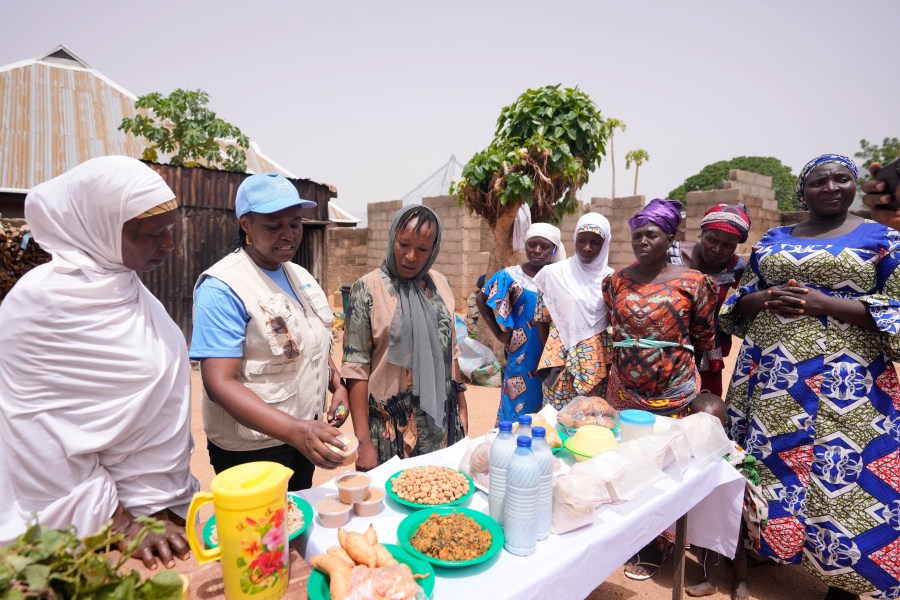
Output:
[[328, 201, 360, 225], [0, 45, 294, 190]]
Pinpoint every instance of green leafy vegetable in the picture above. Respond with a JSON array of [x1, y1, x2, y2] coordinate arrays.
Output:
[[0, 519, 183, 599]]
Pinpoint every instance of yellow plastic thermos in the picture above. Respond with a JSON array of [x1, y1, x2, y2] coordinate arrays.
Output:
[[187, 462, 294, 599]]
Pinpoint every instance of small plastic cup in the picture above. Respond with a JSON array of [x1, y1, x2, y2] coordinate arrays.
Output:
[[316, 496, 352, 528], [336, 471, 371, 503], [328, 433, 359, 467], [353, 486, 385, 517], [619, 409, 656, 443]]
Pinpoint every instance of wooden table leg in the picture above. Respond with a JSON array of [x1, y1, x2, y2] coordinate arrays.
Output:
[[672, 513, 687, 600]]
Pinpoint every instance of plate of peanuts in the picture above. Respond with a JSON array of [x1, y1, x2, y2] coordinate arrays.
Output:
[[385, 466, 475, 509]]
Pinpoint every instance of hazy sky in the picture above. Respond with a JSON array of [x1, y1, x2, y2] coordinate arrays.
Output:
[[3, 1, 898, 221]]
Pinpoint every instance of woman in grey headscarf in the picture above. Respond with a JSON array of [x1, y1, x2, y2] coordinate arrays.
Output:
[[342, 205, 467, 470]]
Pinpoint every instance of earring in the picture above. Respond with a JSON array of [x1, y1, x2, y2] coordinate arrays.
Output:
[[245, 233, 253, 245]]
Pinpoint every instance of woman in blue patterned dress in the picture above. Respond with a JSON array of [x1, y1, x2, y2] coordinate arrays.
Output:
[[721, 154, 900, 600], [477, 223, 564, 423]]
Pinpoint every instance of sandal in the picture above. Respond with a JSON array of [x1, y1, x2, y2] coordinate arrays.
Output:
[[624, 554, 663, 581]]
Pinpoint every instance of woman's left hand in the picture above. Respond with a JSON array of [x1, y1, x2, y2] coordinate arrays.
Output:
[[327, 385, 349, 427], [788, 286, 833, 317], [764, 280, 833, 318]]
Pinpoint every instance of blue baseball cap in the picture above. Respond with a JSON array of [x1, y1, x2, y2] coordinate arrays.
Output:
[[235, 173, 316, 218]]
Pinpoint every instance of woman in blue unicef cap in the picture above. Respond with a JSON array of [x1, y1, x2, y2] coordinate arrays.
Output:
[[190, 173, 349, 490]]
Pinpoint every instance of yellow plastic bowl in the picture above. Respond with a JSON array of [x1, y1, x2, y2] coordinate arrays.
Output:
[[564, 425, 617, 461]]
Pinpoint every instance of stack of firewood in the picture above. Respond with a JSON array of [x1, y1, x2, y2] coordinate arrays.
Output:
[[0, 221, 50, 301]]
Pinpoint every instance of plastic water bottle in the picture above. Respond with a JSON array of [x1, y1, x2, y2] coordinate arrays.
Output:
[[516, 414, 532, 439], [489, 421, 516, 525], [531, 426, 554, 541], [504, 436, 540, 556]]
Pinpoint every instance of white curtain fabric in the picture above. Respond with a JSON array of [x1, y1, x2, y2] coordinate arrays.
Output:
[[511, 203, 532, 252], [533, 212, 613, 348], [0, 156, 198, 543]]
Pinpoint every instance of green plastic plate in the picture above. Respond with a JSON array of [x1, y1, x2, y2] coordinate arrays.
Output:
[[396, 507, 504, 569], [307, 543, 435, 599], [202, 493, 313, 549], [385, 467, 475, 510]]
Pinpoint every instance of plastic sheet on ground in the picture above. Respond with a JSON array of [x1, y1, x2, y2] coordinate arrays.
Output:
[[454, 315, 501, 387]]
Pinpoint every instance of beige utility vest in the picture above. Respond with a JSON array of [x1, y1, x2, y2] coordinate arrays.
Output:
[[199, 250, 333, 451]]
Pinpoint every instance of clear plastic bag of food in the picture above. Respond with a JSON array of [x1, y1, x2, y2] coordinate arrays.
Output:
[[555, 395, 617, 436], [550, 475, 597, 534], [458, 435, 491, 490], [629, 428, 692, 479], [673, 412, 733, 466], [345, 564, 426, 600]]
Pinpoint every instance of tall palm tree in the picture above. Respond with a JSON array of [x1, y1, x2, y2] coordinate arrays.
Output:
[[606, 118, 626, 198], [625, 149, 650, 195]]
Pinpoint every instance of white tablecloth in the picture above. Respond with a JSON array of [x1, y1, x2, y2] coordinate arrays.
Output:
[[295, 439, 744, 600]]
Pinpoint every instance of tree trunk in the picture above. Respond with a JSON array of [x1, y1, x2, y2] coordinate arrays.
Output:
[[610, 137, 616, 199], [633, 165, 640, 195], [487, 202, 521, 276], [474, 202, 522, 369]]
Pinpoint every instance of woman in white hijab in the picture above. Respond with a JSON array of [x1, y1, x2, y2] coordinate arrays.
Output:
[[0, 156, 199, 569], [477, 222, 565, 423], [533, 212, 613, 409]]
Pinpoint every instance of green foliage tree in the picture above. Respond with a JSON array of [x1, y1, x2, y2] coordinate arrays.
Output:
[[606, 118, 627, 198], [855, 137, 900, 182], [668, 156, 797, 211], [625, 148, 650, 196], [452, 84, 608, 272], [119, 89, 250, 172]]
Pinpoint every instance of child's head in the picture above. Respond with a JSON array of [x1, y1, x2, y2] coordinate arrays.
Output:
[[693, 392, 726, 428]]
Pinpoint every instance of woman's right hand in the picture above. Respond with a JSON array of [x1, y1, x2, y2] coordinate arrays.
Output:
[[111, 503, 190, 570], [355, 438, 379, 472], [289, 420, 345, 470]]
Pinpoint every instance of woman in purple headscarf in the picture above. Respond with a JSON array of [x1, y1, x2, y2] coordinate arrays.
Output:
[[603, 199, 718, 581], [603, 199, 718, 418]]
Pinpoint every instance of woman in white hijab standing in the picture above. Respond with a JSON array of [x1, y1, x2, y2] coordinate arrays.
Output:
[[0, 156, 199, 569], [533, 212, 614, 409], [477, 222, 565, 423]]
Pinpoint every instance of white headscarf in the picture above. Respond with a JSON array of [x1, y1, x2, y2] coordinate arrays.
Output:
[[0, 156, 198, 543], [524, 222, 567, 262], [533, 212, 613, 348]]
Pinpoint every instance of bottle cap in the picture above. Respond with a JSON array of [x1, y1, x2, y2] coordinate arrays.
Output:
[[518, 415, 532, 426], [516, 436, 532, 447], [532, 426, 546, 438], [498, 421, 513, 432]]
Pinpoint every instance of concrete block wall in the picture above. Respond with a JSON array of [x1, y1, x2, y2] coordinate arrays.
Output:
[[366, 200, 402, 271], [423, 195, 490, 312], [326, 227, 369, 308], [590, 195, 645, 270]]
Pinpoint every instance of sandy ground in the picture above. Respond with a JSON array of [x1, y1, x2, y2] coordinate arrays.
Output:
[[187, 335, 826, 600]]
